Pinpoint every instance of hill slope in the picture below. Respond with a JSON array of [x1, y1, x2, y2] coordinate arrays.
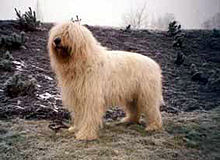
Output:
[[0, 22, 219, 119]]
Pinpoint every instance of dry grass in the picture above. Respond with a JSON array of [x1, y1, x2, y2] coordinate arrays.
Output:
[[0, 109, 219, 160]]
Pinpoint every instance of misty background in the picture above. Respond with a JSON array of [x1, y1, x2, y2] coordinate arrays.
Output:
[[0, 0, 220, 29]]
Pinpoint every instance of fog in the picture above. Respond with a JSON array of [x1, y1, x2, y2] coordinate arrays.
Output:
[[0, 0, 220, 29]]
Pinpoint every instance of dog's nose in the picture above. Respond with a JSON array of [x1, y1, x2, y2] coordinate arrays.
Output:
[[54, 37, 61, 45]]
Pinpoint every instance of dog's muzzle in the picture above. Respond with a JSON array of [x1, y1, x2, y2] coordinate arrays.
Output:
[[53, 37, 61, 48]]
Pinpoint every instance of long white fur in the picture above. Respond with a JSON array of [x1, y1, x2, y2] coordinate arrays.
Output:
[[48, 22, 163, 140]]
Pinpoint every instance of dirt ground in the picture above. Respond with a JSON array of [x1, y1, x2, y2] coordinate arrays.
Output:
[[0, 21, 220, 159]]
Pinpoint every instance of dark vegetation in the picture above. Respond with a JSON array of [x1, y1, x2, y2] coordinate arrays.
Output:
[[0, 32, 26, 49], [14, 7, 40, 31], [167, 21, 185, 65], [0, 51, 14, 72], [71, 15, 82, 23], [167, 21, 181, 37], [3, 73, 37, 98]]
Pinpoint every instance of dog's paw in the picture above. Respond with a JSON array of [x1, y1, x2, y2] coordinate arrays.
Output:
[[120, 117, 139, 124], [68, 126, 77, 133], [145, 124, 162, 132], [75, 132, 98, 141]]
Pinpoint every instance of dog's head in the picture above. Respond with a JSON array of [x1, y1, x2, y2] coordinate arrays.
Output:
[[48, 22, 97, 62]]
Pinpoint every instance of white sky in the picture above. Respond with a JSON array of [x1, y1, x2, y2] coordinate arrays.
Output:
[[0, 0, 220, 29]]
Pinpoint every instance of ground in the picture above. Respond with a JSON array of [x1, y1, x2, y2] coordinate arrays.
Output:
[[0, 108, 219, 160], [0, 21, 220, 159]]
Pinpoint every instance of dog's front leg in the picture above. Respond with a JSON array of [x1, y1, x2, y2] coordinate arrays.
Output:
[[74, 103, 104, 140]]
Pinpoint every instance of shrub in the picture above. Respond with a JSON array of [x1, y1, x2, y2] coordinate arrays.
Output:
[[0, 51, 14, 71], [15, 7, 40, 31], [168, 21, 186, 65], [1, 50, 14, 60], [125, 24, 131, 32], [174, 51, 185, 65], [167, 21, 185, 49], [173, 32, 185, 48], [71, 15, 81, 23], [212, 28, 220, 37], [0, 32, 26, 49], [4, 73, 37, 97], [0, 59, 14, 71], [168, 20, 181, 36]]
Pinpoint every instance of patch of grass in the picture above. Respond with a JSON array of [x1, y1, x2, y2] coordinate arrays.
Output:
[[165, 112, 220, 151], [165, 121, 203, 148], [97, 148, 118, 157], [98, 134, 116, 144], [0, 128, 8, 135], [5, 133, 25, 146], [166, 121, 199, 135], [172, 135, 185, 146], [1, 112, 218, 160], [128, 124, 147, 136]]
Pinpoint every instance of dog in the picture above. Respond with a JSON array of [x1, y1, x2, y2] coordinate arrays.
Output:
[[48, 22, 163, 140]]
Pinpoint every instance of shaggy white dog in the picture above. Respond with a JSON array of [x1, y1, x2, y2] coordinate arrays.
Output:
[[48, 22, 163, 140]]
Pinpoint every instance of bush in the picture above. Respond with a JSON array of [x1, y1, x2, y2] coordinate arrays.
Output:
[[0, 59, 14, 71], [212, 28, 220, 37], [0, 32, 26, 49], [4, 73, 37, 98], [168, 21, 181, 37], [1, 50, 14, 60], [15, 7, 40, 31], [167, 21, 185, 49], [0, 51, 14, 71], [173, 32, 185, 48], [174, 51, 185, 65], [168, 21, 186, 65], [71, 15, 81, 23]]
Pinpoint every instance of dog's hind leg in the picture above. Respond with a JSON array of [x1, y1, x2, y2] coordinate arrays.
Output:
[[141, 98, 162, 131]]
